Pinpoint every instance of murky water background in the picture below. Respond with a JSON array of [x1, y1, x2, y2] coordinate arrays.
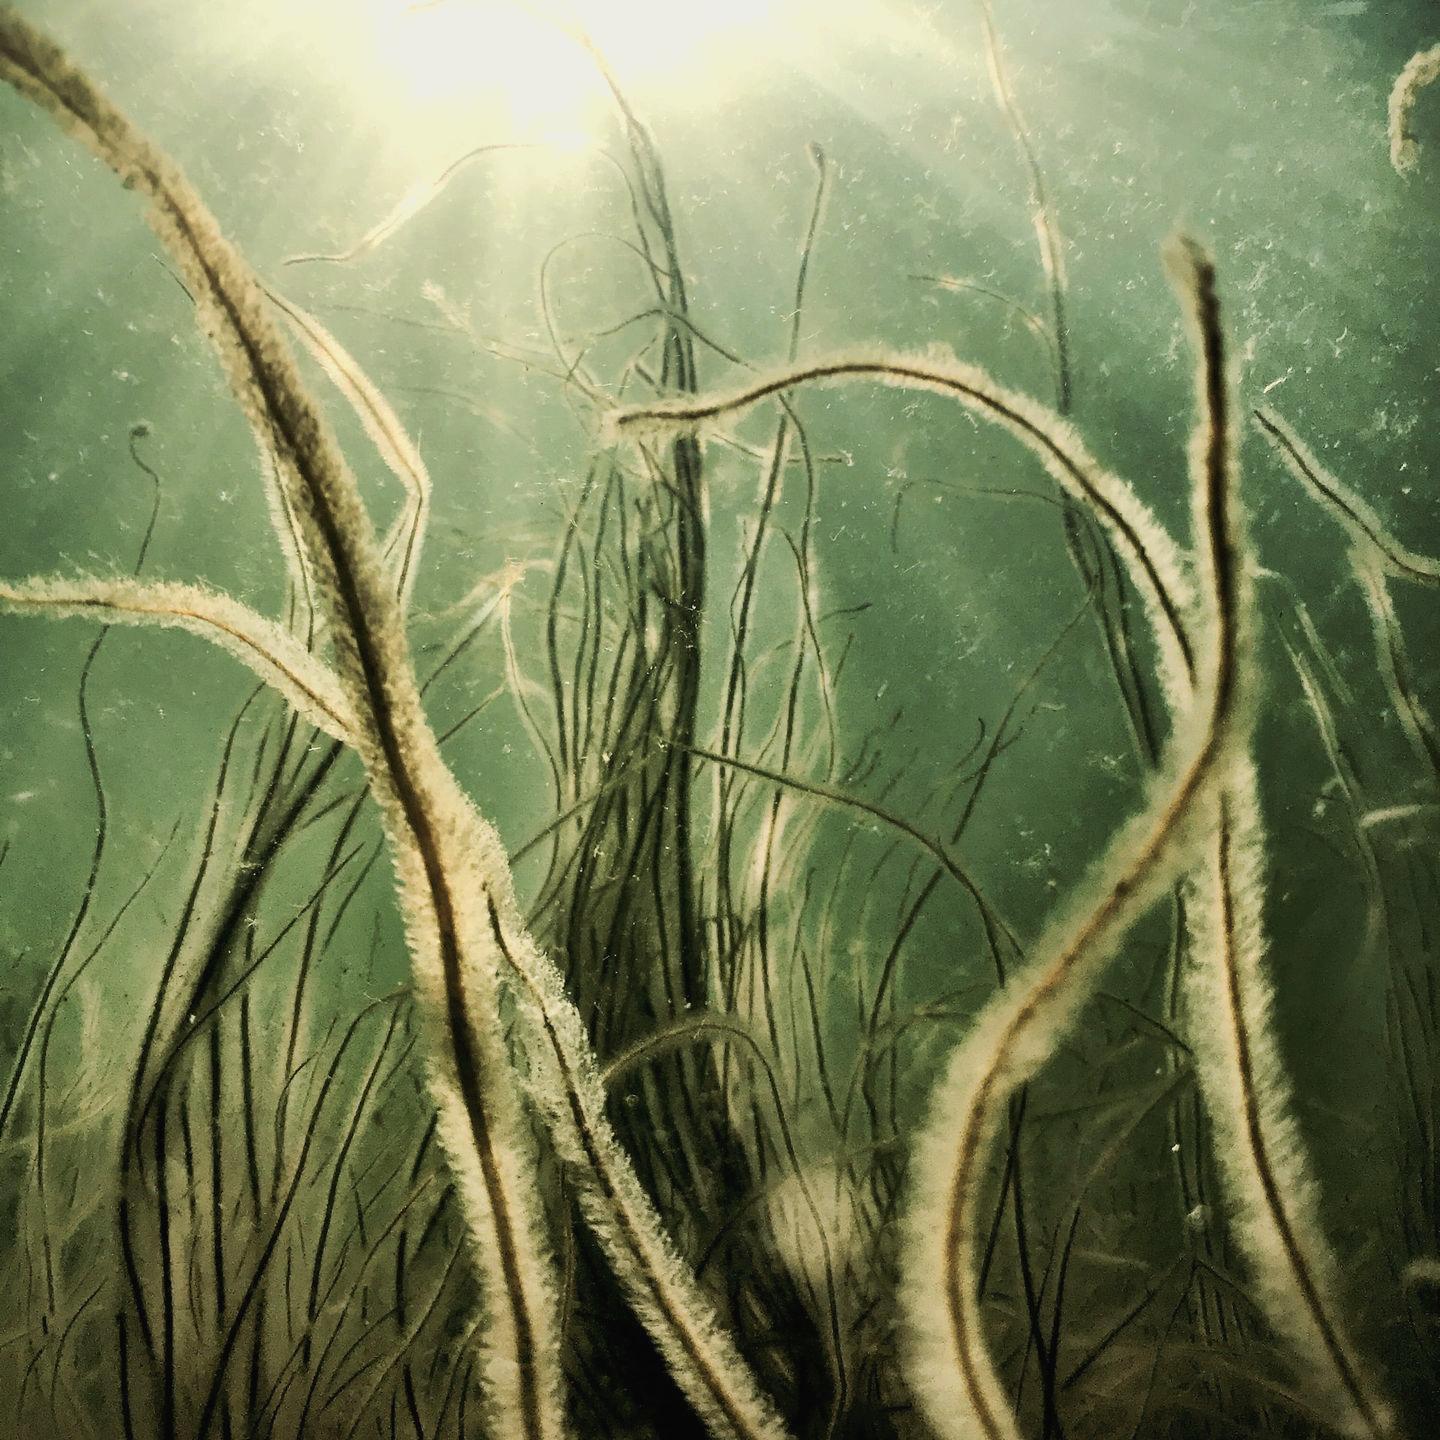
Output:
[[1, 2, 1437, 1436]]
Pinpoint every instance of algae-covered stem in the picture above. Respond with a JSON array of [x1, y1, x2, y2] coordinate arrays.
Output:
[[607, 236, 1398, 1436], [603, 250, 1229, 1440], [1388, 43, 1440, 176], [978, 0, 1071, 413], [607, 350, 1200, 697], [0, 11, 563, 1438], [896, 237, 1247, 1440], [0, 11, 797, 1439]]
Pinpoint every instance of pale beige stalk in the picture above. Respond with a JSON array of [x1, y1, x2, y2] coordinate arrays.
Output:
[[0, 12, 565, 1438], [0, 12, 797, 1438], [0, 575, 355, 744], [1388, 44, 1440, 175]]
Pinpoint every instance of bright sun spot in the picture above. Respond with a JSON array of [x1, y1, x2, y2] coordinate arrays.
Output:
[[378, 0, 777, 129]]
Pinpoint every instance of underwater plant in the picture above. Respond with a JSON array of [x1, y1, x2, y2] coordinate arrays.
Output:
[[1387, 43, 1440, 177], [1, 3, 1437, 1439]]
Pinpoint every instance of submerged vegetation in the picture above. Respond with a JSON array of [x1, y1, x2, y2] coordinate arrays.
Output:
[[0, 4, 1437, 1437]]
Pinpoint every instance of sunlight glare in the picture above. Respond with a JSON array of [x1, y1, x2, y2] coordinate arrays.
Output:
[[382, 0, 778, 129]]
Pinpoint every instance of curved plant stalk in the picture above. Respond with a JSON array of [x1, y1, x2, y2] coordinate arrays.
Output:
[[1255, 406, 1440, 584], [608, 243, 1398, 1434], [531, 22, 824, 1435], [1183, 766, 1396, 1440], [1210, 413, 1434, 1438], [913, 272, 1060, 407], [0, 576, 357, 745], [684, 741, 1019, 963], [1254, 407, 1440, 588], [0, 435, 161, 1150], [263, 441, 321, 636], [1351, 559, 1440, 774], [1387, 44, 1440, 175], [0, 13, 796, 1439], [898, 237, 1249, 1440], [1, 602, 794, 1440], [610, 239, 1232, 1440], [264, 286, 432, 606], [0, 14, 564, 1440], [977, 0, 1071, 412], [1256, 406, 1440, 771], [497, 925, 800, 1440], [282, 142, 538, 267], [606, 345, 1199, 699]]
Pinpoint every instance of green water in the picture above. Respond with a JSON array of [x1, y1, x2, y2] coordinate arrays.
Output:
[[1, 2, 1437, 1436]]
